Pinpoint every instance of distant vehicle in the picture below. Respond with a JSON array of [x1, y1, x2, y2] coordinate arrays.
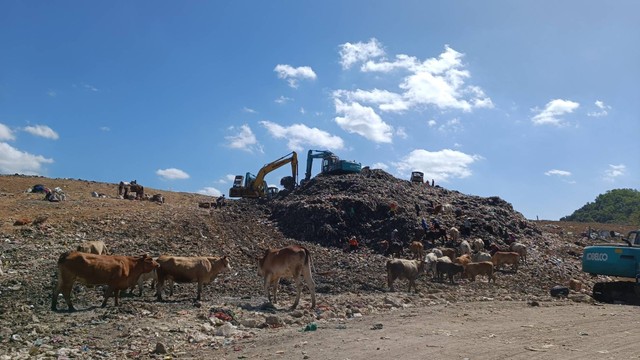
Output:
[[582, 230, 640, 304], [301, 150, 361, 185], [229, 152, 298, 199], [410, 171, 424, 184]]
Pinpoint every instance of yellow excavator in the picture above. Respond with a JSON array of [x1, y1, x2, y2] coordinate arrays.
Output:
[[229, 151, 298, 198]]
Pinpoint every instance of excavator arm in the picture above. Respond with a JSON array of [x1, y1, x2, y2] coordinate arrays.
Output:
[[234, 151, 296, 198], [304, 150, 334, 182], [252, 151, 298, 195]]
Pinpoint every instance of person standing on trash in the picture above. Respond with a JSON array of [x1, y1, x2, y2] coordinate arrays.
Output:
[[431, 218, 441, 231], [348, 236, 359, 252], [390, 228, 399, 244], [216, 194, 226, 208], [414, 202, 421, 217], [388, 201, 398, 218], [421, 217, 429, 236]]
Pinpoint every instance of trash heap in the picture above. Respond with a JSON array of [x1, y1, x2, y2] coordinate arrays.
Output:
[[269, 169, 539, 250]]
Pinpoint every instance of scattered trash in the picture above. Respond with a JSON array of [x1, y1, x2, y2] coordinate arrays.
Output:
[[371, 323, 383, 330], [550, 286, 569, 298], [152, 342, 167, 354], [303, 323, 317, 332]]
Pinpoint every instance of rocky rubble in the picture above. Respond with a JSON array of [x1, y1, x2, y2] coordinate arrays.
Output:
[[0, 173, 633, 358]]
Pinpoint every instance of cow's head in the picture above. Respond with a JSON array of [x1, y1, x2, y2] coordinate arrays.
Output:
[[137, 254, 160, 270], [255, 249, 270, 276], [219, 255, 231, 272]]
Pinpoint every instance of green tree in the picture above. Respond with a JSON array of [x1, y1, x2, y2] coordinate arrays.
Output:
[[560, 189, 640, 224]]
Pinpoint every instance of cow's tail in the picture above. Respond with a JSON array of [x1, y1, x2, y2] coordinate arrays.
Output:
[[303, 247, 316, 274], [57, 251, 72, 264]]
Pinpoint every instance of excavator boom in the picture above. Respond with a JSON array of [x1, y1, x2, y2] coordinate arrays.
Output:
[[229, 152, 298, 198]]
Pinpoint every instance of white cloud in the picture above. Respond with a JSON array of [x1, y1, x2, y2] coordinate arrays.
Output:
[[260, 120, 344, 151], [274, 64, 317, 88], [603, 164, 626, 182], [395, 127, 408, 139], [156, 168, 190, 180], [339, 38, 385, 70], [438, 118, 463, 133], [23, 125, 59, 140], [100, 126, 110, 132], [587, 100, 611, 117], [332, 44, 492, 133], [197, 187, 222, 197], [334, 99, 393, 143], [393, 148, 481, 183], [0, 123, 15, 141], [333, 89, 409, 112], [225, 124, 263, 153], [531, 99, 580, 126], [47, 90, 57, 97], [545, 169, 572, 177], [356, 45, 493, 112], [275, 96, 293, 104], [371, 162, 389, 170], [361, 53, 416, 73], [83, 84, 99, 92], [0, 142, 54, 175], [427, 119, 437, 127], [243, 107, 257, 114], [217, 174, 236, 184]]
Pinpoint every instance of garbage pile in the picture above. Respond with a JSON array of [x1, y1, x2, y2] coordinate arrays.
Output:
[[269, 169, 538, 251]]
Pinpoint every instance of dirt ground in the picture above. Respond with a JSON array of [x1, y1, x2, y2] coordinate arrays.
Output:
[[226, 301, 640, 360]]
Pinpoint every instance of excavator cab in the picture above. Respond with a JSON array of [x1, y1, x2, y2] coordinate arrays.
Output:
[[266, 186, 280, 200], [410, 171, 424, 183]]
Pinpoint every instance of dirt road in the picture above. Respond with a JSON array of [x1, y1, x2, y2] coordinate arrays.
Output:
[[222, 301, 640, 360]]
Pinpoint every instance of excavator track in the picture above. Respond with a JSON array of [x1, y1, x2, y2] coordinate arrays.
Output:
[[592, 281, 640, 305]]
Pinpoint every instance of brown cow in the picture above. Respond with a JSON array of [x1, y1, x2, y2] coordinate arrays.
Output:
[[453, 254, 472, 266], [409, 241, 424, 261], [489, 243, 509, 256], [463, 261, 495, 283], [257, 245, 316, 310], [492, 251, 520, 272], [439, 247, 457, 261], [76, 240, 109, 255], [155, 255, 231, 301], [386, 258, 425, 292], [51, 251, 158, 311]]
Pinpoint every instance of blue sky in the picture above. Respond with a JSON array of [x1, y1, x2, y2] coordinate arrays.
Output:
[[1, 1, 638, 220]]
